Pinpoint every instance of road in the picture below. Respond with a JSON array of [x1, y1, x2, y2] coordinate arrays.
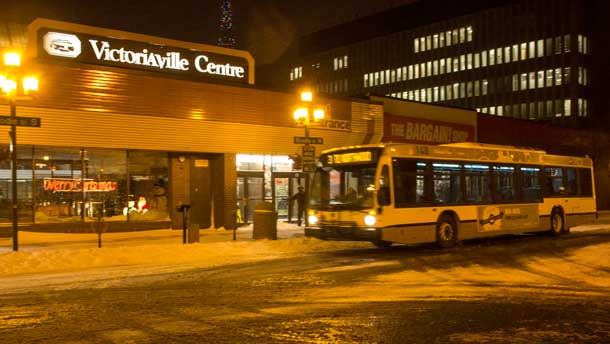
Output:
[[1, 230, 609, 343]]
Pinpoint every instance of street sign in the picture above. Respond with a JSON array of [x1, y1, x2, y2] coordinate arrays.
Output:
[[0, 116, 41, 127], [302, 146, 316, 171], [293, 136, 324, 145]]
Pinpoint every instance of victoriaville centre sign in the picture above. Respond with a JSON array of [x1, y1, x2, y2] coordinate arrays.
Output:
[[32, 19, 253, 84]]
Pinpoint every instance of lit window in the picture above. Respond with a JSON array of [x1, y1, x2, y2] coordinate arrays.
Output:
[[459, 83, 465, 98], [564, 99, 571, 116], [459, 27, 466, 43], [453, 57, 459, 71], [420, 63, 426, 78], [338, 58, 343, 69], [489, 106, 496, 115], [408, 65, 414, 79], [564, 67, 571, 84], [475, 80, 480, 96], [446, 31, 452, 45], [290, 71, 294, 81], [433, 60, 439, 75], [414, 90, 420, 101], [546, 100, 553, 118], [512, 45, 518, 61], [583, 36, 588, 54], [555, 99, 563, 117], [426, 35, 432, 50], [433, 86, 439, 102], [564, 35, 571, 52], [489, 49, 495, 66], [497, 106, 503, 116], [446, 84, 453, 100], [440, 86, 445, 101], [496, 48, 502, 64], [546, 69, 553, 87], [481, 51, 487, 67], [467, 81, 473, 97], [414, 65, 419, 78], [474, 53, 480, 68], [402, 66, 407, 80], [440, 59, 446, 74], [537, 71, 544, 88], [396, 68, 402, 82], [391, 69, 396, 83], [453, 83, 459, 98], [529, 41, 536, 58], [420, 37, 426, 52], [467, 26, 473, 41], [504, 46, 511, 63], [520, 43, 527, 60], [433, 34, 439, 49], [555, 37, 562, 54], [333, 58, 338, 71], [555, 68, 562, 86], [482, 79, 488, 95], [447, 57, 452, 73], [460, 55, 466, 70], [529, 72, 536, 89], [512, 74, 519, 91], [467, 53, 472, 69], [439, 33, 445, 47], [452, 29, 458, 43], [537, 40, 544, 57], [427, 88, 432, 102], [374, 72, 379, 85], [520, 73, 527, 90], [343, 55, 348, 68], [427, 61, 432, 75], [386, 69, 390, 83]]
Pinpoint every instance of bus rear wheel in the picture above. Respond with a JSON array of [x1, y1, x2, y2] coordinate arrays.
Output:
[[550, 209, 565, 236], [436, 215, 457, 248]]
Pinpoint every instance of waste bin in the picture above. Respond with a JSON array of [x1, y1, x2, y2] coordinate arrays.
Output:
[[252, 202, 277, 240]]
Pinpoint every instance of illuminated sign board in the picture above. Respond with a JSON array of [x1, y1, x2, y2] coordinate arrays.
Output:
[[38, 28, 250, 84], [326, 150, 377, 165], [44, 178, 118, 192], [382, 113, 475, 145]]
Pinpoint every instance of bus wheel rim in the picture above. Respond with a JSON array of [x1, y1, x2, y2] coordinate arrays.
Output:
[[440, 223, 454, 241]]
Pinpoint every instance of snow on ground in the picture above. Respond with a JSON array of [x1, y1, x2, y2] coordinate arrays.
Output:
[[0, 222, 370, 293], [0, 221, 608, 295]]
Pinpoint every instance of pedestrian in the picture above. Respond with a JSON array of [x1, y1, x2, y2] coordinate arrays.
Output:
[[289, 186, 306, 226]]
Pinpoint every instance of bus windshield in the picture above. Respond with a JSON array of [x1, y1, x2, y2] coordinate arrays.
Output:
[[310, 164, 377, 210]]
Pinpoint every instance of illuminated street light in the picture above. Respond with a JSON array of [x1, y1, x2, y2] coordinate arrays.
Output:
[[293, 90, 325, 172], [1, 50, 40, 251]]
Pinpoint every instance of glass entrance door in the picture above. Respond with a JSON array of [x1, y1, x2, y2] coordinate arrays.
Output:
[[237, 172, 264, 225], [272, 172, 308, 223]]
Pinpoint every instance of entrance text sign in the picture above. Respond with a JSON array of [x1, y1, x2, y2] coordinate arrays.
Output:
[[38, 29, 250, 84], [302, 146, 316, 172], [0, 115, 41, 127], [294, 136, 324, 145]]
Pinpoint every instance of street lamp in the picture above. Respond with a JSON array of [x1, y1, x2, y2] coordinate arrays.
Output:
[[293, 90, 325, 172], [1, 49, 39, 251]]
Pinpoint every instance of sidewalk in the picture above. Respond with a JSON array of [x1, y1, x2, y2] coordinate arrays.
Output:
[[0, 221, 305, 252]]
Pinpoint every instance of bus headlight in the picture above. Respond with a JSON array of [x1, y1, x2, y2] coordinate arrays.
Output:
[[364, 214, 376, 226], [308, 214, 318, 225]]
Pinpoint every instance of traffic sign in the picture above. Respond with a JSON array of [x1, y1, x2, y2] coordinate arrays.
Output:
[[0, 116, 41, 127], [294, 136, 324, 145]]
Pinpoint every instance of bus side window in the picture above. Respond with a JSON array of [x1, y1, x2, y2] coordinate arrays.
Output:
[[579, 168, 593, 197]]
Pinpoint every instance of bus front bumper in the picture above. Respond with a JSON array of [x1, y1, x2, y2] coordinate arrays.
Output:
[[304, 226, 381, 242]]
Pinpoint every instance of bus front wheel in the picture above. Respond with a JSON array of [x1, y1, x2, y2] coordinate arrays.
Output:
[[436, 215, 458, 248], [550, 209, 565, 236]]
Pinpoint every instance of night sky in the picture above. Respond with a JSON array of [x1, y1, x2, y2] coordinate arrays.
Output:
[[1, 0, 416, 65]]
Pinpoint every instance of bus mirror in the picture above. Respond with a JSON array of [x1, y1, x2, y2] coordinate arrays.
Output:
[[377, 187, 391, 206]]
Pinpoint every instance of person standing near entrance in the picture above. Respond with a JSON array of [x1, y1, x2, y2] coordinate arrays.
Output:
[[290, 186, 306, 226]]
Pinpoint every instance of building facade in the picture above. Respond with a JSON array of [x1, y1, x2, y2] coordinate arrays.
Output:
[[284, 0, 607, 127], [0, 18, 384, 234]]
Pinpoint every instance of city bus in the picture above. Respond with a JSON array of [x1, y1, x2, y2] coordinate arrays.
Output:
[[305, 142, 596, 248]]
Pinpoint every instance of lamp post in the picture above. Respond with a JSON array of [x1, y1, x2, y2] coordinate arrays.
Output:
[[293, 90, 325, 172], [1, 50, 39, 251]]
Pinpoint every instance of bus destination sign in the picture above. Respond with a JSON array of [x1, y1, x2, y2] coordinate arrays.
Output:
[[326, 151, 375, 165]]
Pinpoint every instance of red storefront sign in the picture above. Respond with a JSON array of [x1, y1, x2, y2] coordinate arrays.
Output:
[[382, 113, 475, 144], [43, 178, 118, 192]]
